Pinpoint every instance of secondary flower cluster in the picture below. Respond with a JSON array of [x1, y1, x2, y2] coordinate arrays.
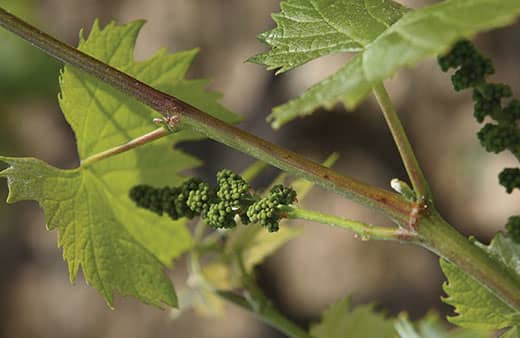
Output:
[[129, 169, 297, 232], [439, 40, 520, 243], [438, 40, 520, 194]]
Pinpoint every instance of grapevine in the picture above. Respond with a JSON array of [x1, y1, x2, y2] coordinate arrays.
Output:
[[0, 2, 520, 338]]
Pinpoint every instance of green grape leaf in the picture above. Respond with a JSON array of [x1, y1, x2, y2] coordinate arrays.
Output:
[[248, 0, 409, 74], [252, 0, 520, 128], [0, 20, 239, 308], [476, 234, 520, 277], [310, 297, 396, 338], [441, 234, 520, 330], [395, 312, 490, 338]]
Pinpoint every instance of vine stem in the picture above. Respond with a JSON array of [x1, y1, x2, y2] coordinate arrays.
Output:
[[81, 127, 170, 167], [417, 212, 520, 312], [0, 6, 411, 224], [189, 228, 312, 338], [283, 206, 417, 242], [372, 82, 432, 199], [190, 233, 310, 338]]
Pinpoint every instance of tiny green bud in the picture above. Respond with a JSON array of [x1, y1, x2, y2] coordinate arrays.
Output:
[[390, 179, 416, 201]]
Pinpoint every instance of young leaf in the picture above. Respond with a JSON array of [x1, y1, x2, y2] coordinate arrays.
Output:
[[310, 297, 396, 338], [178, 285, 226, 318], [441, 234, 520, 330], [0, 20, 239, 307], [188, 261, 231, 317], [395, 312, 491, 338], [252, 0, 520, 128]]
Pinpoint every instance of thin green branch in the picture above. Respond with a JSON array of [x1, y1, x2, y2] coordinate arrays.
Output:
[[0, 6, 411, 224], [216, 290, 312, 338], [373, 82, 432, 200], [283, 206, 417, 242], [219, 255, 312, 338], [81, 127, 170, 167], [189, 217, 310, 338]]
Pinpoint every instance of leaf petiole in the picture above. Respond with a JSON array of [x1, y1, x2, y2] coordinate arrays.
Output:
[[80, 127, 171, 168], [372, 82, 432, 200], [282, 206, 417, 242]]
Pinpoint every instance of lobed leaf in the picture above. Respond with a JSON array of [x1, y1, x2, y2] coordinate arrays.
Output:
[[0, 156, 182, 307], [0, 20, 239, 307], [310, 297, 396, 338], [441, 234, 520, 330], [252, 0, 520, 128]]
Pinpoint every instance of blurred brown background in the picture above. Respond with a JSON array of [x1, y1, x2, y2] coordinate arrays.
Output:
[[0, 0, 519, 337]]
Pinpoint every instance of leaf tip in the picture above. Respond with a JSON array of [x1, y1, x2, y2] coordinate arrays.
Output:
[[246, 54, 263, 65], [165, 292, 179, 309], [255, 31, 269, 44], [268, 107, 292, 129]]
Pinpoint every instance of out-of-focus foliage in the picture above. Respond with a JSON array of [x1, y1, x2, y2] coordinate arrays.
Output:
[[395, 312, 490, 338], [310, 297, 396, 338], [0, 0, 59, 100]]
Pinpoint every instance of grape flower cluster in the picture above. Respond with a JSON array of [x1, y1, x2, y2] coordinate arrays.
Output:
[[439, 40, 520, 242], [129, 170, 297, 232], [438, 40, 520, 193], [129, 179, 201, 220], [247, 185, 297, 232]]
